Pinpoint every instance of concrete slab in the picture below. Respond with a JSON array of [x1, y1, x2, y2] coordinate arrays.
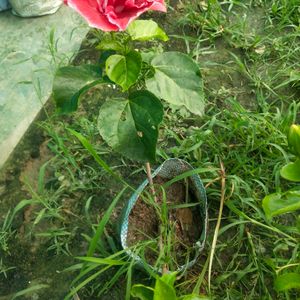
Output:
[[0, 6, 89, 168]]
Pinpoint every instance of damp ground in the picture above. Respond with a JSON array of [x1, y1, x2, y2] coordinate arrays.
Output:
[[0, 1, 299, 299]]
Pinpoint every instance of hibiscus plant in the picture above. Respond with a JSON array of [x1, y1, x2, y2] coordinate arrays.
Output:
[[131, 272, 207, 300], [263, 124, 300, 219], [262, 125, 300, 293], [53, 0, 204, 172]]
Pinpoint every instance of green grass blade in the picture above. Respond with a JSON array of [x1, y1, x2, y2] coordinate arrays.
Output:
[[163, 167, 219, 188], [64, 266, 111, 300], [226, 201, 297, 241], [67, 128, 127, 185], [76, 257, 126, 266], [11, 284, 49, 299], [193, 256, 209, 295], [125, 260, 134, 300], [37, 160, 51, 194], [87, 187, 127, 257]]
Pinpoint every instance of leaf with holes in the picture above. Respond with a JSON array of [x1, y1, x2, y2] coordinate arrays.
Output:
[[53, 65, 103, 114], [105, 50, 142, 91], [98, 90, 163, 162], [146, 52, 205, 116]]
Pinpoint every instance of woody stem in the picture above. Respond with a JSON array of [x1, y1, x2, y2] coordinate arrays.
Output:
[[145, 162, 157, 203]]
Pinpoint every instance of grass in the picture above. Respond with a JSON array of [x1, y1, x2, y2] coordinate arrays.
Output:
[[159, 95, 299, 297], [0, 0, 300, 299]]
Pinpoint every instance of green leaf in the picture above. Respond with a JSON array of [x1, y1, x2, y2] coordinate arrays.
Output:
[[180, 295, 209, 300], [64, 266, 111, 300], [37, 160, 50, 194], [76, 257, 125, 266], [287, 124, 300, 157], [53, 65, 103, 113], [106, 50, 142, 91], [12, 284, 49, 299], [33, 208, 46, 225], [98, 90, 163, 162], [131, 284, 154, 300], [141, 51, 158, 64], [280, 159, 300, 182], [274, 273, 300, 292], [4, 199, 37, 229], [99, 50, 116, 69], [290, 70, 300, 87], [67, 129, 121, 181], [127, 20, 169, 42], [154, 273, 177, 300], [146, 52, 205, 116], [262, 191, 300, 219], [96, 40, 123, 52], [87, 188, 126, 257], [160, 272, 177, 286]]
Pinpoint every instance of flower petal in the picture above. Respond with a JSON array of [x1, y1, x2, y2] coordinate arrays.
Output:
[[148, 0, 166, 12], [106, 6, 148, 30], [65, 0, 167, 31], [106, 0, 166, 30], [66, 0, 119, 31]]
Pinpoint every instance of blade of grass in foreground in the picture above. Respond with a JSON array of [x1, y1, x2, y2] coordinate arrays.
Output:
[[193, 255, 209, 295], [68, 188, 127, 292], [67, 128, 128, 186], [11, 284, 49, 299], [76, 257, 126, 266], [64, 266, 111, 300], [87, 187, 127, 257], [208, 162, 226, 293], [226, 201, 297, 242], [125, 260, 134, 300], [163, 167, 219, 188], [68, 249, 131, 299]]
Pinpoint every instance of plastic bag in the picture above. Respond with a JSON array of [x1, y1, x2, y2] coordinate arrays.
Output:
[[0, 0, 10, 12], [10, 0, 63, 17]]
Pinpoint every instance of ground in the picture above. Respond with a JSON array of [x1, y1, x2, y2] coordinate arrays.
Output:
[[0, 0, 299, 299]]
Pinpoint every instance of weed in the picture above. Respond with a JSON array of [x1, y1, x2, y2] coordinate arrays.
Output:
[[158, 97, 300, 298], [0, 200, 33, 254], [177, 0, 226, 39], [0, 259, 15, 279], [1, 0, 300, 299], [268, 0, 300, 27]]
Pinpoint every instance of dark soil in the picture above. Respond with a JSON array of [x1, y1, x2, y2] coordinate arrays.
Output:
[[127, 176, 202, 268]]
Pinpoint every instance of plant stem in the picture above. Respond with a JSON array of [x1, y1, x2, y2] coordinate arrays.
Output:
[[184, 178, 189, 203], [208, 161, 226, 293], [145, 162, 157, 203], [145, 162, 168, 274]]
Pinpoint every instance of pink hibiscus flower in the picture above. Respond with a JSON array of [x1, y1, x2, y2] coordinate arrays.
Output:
[[64, 0, 166, 31]]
